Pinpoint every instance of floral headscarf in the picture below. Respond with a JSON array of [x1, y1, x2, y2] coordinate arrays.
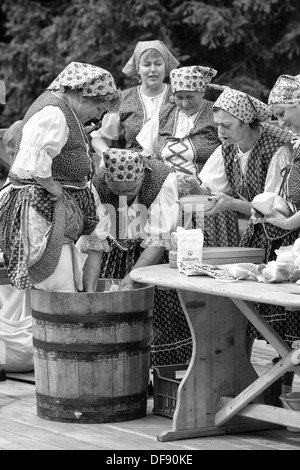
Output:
[[48, 62, 118, 97], [170, 65, 217, 93], [213, 87, 271, 124], [103, 148, 145, 181], [122, 40, 179, 80], [268, 74, 300, 107]]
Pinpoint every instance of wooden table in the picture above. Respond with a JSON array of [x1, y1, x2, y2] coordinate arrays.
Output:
[[130, 264, 300, 442]]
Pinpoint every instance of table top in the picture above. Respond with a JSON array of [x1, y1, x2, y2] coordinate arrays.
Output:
[[130, 264, 300, 309]]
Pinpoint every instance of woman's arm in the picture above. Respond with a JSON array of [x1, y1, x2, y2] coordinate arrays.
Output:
[[263, 211, 300, 231], [10, 106, 69, 185], [120, 246, 165, 288], [82, 249, 104, 292], [205, 191, 252, 216], [34, 176, 63, 199]]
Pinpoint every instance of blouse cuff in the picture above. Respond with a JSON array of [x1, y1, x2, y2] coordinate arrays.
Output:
[[12, 146, 53, 179], [78, 236, 111, 253], [141, 237, 171, 250]]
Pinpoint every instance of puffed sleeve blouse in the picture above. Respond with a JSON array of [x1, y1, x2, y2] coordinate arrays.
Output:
[[10, 106, 69, 179], [78, 172, 180, 252], [199, 143, 292, 195]]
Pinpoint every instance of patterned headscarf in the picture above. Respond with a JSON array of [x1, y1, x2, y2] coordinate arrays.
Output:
[[213, 87, 271, 124], [103, 148, 145, 181], [268, 74, 300, 106], [170, 65, 217, 93], [122, 40, 179, 80], [48, 62, 118, 97]]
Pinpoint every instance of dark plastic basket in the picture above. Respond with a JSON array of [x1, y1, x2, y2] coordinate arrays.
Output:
[[152, 364, 189, 418]]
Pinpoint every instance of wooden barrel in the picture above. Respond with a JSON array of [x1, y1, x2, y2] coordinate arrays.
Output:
[[30, 280, 155, 423]]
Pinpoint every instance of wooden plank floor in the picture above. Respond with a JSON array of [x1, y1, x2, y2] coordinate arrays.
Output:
[[1, 341, 300, 450]]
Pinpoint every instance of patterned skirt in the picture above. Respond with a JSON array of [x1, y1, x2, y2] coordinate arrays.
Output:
[[99, 241, 192, 366], [186, 209, 240, 246], [0, 185, 98, 289]]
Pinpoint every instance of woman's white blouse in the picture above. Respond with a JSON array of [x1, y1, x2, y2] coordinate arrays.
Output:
[[10, 106, 69, 179], [199, 142, 292, 195], [78, 172, 179, 252]]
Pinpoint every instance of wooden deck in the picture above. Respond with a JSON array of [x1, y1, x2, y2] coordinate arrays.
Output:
[[1, 341, 300, 450]]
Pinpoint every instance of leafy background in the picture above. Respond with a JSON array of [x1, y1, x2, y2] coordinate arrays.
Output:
[[0, 0, 300, 127]]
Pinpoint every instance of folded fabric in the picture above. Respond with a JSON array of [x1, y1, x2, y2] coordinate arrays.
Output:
[[252, 192, 290, 217]]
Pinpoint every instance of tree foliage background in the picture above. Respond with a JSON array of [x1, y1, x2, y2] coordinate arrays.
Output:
[[0, 0, 300, 128]]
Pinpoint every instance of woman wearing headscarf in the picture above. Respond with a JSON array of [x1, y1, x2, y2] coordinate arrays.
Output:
[[91, 39, 179, 156], [154, 65, 240, 246], [258, 74, 300, 234], [249, 75, 300, 381], [78, 148, 192, 366], [181, 86, 296, 372], [0, 62, 120, 293]]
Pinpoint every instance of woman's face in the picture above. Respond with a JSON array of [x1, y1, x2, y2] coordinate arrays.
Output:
[[174, 91, 204, 116], [213, 109, 248, 145], [138, 51, 166, 88], [76, 96, 111, 124], [106, 175, 145, 201], [272, 104, 300, 135]]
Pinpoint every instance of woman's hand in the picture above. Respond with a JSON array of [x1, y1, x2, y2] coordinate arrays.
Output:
[[250, 207, 265, 225], [204, 192, 235, 215], [35, 176, 63, 200], [120, 274, 135, 289], [177, 174, 198, 194]]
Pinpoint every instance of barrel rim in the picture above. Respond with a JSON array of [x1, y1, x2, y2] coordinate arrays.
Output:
[[31, 280, 155, 296]]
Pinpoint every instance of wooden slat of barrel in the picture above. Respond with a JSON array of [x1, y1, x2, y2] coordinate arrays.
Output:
[[30, 280, 155, 424], [0, 129, 10, 169], [0, 266, 10, 285]]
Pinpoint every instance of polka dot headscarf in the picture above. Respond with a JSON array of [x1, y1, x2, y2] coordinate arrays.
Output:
[[48, 62, 117, 97], [268, 74, 300, 107], [214, 87, 272, 124], [170, 65, 217, 93], [103, 149, 145, 181]]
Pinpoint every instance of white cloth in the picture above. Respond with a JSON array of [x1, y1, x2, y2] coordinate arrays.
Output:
[[78, 172, 180, 251], [10, 106, 69, 179], [34, 244, 87, 292], [136, 115, 159, 154], [0, 289, 33, 372], [199, 142, 292, 195]]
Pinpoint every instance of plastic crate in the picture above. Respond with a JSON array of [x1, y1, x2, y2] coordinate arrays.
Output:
[[152, 364, 189, 418]]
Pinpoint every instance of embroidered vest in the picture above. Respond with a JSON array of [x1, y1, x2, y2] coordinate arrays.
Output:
[[10, 90, 91, 188], [223, 122, 294, 241], [119, 85, 173, 151], [286, 145, 300, 211], [157, 100, 220, 171]]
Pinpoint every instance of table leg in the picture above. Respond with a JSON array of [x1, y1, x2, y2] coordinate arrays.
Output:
[[157, 289, 277, 442], [216, 348, 300, 426]]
